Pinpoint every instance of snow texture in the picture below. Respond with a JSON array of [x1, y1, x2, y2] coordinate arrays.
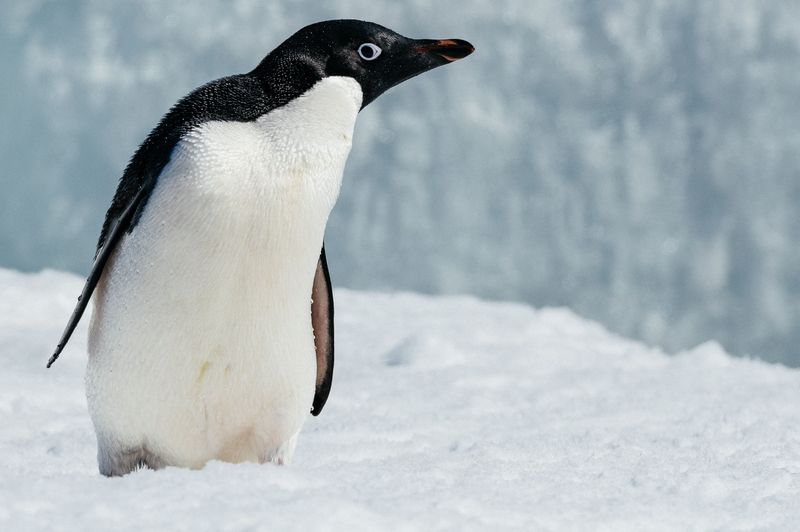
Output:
[[3, 1, 800, 365], [2, 268, 800, 531]]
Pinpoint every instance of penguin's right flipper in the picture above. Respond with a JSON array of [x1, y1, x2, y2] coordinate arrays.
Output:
[[310, 245, 334, 416], [47, 185, 150, 368]]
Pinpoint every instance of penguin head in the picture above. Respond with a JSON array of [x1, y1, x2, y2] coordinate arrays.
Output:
[[254, 20, 474, 108]]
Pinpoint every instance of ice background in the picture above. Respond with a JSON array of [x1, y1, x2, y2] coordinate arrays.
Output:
[[2, 0, 799, 365]]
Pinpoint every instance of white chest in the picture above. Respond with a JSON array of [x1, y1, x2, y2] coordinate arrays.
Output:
[[86, 76, 363, 466], [168, 75, 362, 227]]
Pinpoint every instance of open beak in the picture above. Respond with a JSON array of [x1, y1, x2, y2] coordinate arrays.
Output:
[[416, 39, 475, 62]]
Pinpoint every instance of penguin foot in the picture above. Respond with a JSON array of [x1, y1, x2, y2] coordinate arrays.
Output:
[[98, 443, 165, 477], [263, 432, 299, 466]]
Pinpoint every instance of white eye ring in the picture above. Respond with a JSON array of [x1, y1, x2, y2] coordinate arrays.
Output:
[[358, 43, 382, 61]]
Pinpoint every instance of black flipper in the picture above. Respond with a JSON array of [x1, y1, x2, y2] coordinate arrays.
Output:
[[47, 184, 151, 368], [310, 245, 334, 416]]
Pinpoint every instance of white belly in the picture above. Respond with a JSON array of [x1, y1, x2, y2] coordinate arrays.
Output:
[[86, 77, 362, 467]]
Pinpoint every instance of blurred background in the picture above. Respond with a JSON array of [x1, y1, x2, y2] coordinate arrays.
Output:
[[2, 0, 798, 365]]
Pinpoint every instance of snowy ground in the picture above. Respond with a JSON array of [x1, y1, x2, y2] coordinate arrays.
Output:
[[1, 268, 799, 531]]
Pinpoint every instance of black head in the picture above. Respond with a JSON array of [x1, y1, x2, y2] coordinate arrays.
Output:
[[251, 20, 474, 108]]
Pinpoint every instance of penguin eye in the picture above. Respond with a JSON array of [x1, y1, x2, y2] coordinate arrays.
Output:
[[357, 43, 382, 61]]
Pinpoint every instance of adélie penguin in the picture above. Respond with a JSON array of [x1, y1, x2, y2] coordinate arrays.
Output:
[[48, 20, 473, 476]]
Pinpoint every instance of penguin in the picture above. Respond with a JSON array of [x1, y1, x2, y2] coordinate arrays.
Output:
[[47, 19, 473, 476]]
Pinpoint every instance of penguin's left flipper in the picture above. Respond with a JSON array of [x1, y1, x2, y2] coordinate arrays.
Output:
[[46, 185, 151, 368], [310, 244, 334, 416]]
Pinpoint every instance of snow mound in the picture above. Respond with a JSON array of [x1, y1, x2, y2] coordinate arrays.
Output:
[[1, 268, 799, 531]]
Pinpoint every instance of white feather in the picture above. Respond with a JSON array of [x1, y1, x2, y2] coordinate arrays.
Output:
[[86, 77, 362, 468]]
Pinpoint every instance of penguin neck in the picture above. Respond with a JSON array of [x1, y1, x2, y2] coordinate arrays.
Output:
[[253, 76, 363, 140], [249, 53, 327, 106]]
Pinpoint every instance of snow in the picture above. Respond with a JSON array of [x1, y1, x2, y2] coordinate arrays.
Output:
[[2, 268, 800, 531]]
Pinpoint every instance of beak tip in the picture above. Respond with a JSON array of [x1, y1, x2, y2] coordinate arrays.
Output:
[[419, 39, 475, 62]]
